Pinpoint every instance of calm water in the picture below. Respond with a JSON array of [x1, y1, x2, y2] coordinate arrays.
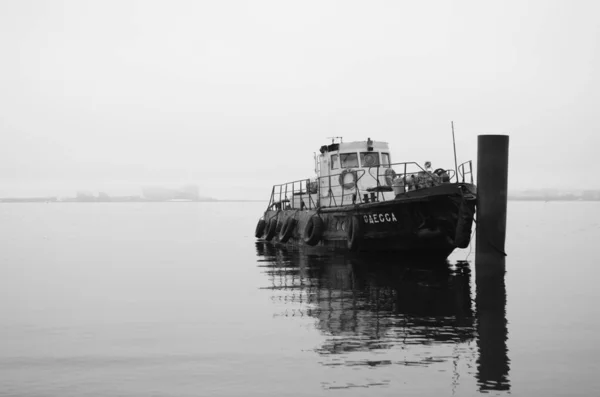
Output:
[[1, 201, 599, 396]]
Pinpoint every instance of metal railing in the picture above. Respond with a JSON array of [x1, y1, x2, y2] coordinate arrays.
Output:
[[458, 161, 473, 184], [267, 178, 318, 211], [363, 161, 441, 189], [266, 161, 473, 211], [319, 169, 367, 208], [266, 169, 368, 211]]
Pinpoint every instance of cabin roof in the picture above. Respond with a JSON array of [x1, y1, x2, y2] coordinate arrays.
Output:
[[319, 139, 389, 154]]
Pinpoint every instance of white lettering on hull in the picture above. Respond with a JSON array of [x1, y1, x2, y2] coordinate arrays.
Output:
[[363, 213, 398, 224]]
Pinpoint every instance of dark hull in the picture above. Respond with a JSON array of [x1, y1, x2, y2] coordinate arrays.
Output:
[[257, 183, 476, 260]]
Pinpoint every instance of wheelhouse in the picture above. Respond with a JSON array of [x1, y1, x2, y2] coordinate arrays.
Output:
[[318, 138, 391, 176]]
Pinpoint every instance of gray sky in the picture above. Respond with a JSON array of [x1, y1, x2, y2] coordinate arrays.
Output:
[[1, 0, 598, 199]]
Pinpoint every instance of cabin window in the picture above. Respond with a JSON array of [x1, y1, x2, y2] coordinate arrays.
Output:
[[360, 152, 380, 167], [381, 153, 390, 167], [340, 153, 359, 168], [331, 154, 340, 170]]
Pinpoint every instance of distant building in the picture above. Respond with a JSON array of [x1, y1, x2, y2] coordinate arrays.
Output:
[[142, 185, 201, 201], [97, 192, 111, 202], [582, 190, 600, 201], [76, 191, 96, 202]]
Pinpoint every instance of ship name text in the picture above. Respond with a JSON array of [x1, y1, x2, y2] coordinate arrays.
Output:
[[363, 213, 398, 224]]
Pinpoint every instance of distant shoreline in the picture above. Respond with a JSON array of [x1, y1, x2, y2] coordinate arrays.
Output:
[[0, 199, 267, 203], [508, 198, 600, 202], [0, 198, 597, 203]]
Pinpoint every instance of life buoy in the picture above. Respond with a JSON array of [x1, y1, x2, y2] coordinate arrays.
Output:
[[338, 169, 357, 190], [346, 215, 363, 251], [255, 219, 266, 238], [303, 216, 324, 246], [265, 218, 278, 241], [279, 217, 297, 243], [384, 168, 397, 186]]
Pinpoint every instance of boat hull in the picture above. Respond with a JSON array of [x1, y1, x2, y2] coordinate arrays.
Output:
[[257, 183, 476, 260]]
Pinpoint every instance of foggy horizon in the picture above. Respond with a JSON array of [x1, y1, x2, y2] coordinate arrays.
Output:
[[2, 2, 600, 395], [2, 0, 598, 200]]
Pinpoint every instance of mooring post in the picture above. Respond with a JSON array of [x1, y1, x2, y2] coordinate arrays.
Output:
[[475, 134, 510, 390], [475, 134, 509, 278]]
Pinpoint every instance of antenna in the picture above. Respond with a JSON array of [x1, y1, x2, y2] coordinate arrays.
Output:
[[451, 121, 459, 183]]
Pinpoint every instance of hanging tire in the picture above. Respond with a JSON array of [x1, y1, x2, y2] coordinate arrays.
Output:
[[454, 201, 475, 248], [275, 219, 284, 235], [255, 219, 266, 238], [303, 216, 324, 246], [279, 218, 297, 243], [346, 215, 363, 251], [265, 218, 278, 241]]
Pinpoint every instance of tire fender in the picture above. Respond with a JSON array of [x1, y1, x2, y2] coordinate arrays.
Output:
[[265, 218, 278, 241], [346, 215, 363, 251], [303, 216, 324, 246], [454, 201, 475, 248], [279, 218, 297, 243], [255, 219, 266, 238]]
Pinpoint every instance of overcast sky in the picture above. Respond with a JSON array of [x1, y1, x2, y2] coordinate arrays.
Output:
[[1, 0, 598, 199]]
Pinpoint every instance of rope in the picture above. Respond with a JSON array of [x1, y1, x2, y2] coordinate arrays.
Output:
[[464, 219, 476, 261], [464, 215, 508, 260], [489, 242, 508, 256]]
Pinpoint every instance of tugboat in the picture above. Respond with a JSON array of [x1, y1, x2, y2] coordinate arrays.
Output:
[[255, 137, 476, 259]]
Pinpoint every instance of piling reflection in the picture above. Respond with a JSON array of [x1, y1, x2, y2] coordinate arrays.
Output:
[[256, 243, 510, 392], [475, 275, 510, 391]]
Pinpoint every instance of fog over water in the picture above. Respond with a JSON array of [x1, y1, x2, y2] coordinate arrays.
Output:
[[2, 3, 599, 397], [1, 0, 599, 199]]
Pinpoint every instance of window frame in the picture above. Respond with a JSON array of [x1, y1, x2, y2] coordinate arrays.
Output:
[[381, 152, 391, 168], [331, 154, 340, 170], [360, 152, 381, 167], [340, 152, 359, 168]]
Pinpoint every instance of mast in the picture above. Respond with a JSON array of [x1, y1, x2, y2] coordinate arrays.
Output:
[[451, 121, 459, 182]]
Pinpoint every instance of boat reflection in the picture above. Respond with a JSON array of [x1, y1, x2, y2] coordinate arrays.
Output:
[[256, 243, 510, 392]]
